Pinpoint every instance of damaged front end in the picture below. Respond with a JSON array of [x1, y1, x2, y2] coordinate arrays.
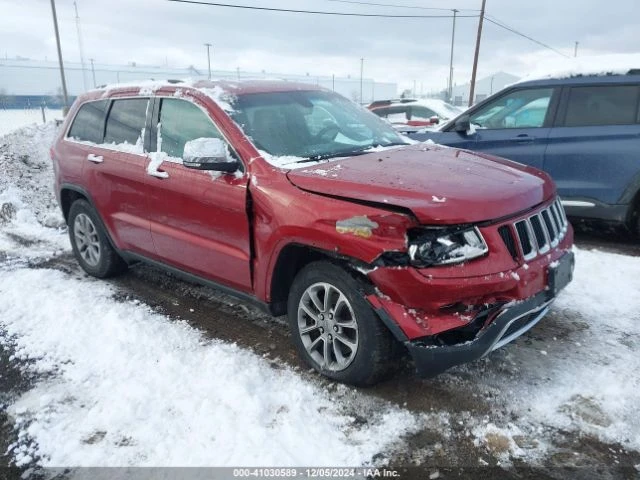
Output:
[[356, 203, 575, 377], [375, 225, 489, 268], [402, 292, 555, 377]]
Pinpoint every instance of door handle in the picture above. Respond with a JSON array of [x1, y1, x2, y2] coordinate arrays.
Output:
[[511, 134, 535, 143], [87, 153, 104, 163]]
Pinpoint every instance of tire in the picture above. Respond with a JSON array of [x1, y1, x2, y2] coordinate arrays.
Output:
[[287, 261, 397, 386], [68, 199, 127, 278]]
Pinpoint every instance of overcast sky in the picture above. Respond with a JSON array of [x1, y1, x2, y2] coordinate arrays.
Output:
[[2, 0, 639, 93]]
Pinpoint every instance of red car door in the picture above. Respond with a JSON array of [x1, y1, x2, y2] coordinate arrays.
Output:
[[83, 97, 154, 255], [144, 96, 252, 293]]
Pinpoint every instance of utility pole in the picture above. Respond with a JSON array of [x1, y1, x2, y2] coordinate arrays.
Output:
[[448, 9, 458, 101], [204, 43, 212, 79], [89, 58, 96, 88], [50, 0, 69, 113], [360, 58, 364, 104], [332, 73, 335, 91], [73, 1, 88, 91], [468, 0, 487, 107], [574, 41, 579, 57]]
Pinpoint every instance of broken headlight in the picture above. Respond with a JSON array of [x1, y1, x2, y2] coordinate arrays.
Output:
[[408, 226, 488, 267]]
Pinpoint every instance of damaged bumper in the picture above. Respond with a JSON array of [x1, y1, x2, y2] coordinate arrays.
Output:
[[375, 250, 575, 377], [405, 292, 553, 377]]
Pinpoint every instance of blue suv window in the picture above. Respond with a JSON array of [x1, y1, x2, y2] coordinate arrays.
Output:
[[564, 85, 640, 127], [469, 88, 553, 129]]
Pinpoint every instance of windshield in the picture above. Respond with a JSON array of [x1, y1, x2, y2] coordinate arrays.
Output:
[[231, 90, 407, 161]]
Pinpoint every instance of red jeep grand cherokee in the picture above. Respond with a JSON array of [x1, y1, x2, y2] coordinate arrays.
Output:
[[51, 80, 574, 385]]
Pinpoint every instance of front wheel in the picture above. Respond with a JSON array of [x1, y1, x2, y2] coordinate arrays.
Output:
[[287, 261, 397, 386]]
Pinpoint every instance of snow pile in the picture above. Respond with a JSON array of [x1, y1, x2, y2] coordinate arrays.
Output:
[[0, 109, 64, 137], [515, 53, 640, 84], [0, 268, 417, 467], [0, 123, 59, 220], [0, 123, 69, 269]]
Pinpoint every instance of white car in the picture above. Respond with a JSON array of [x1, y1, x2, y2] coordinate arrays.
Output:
[[369, 98, 464, 133]]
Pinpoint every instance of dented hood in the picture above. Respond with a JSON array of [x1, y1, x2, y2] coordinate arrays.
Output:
[[286, 144, 555, 224]]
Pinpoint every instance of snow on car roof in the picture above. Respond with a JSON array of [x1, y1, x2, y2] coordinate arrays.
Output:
[[514, 53, 640, 85], [84, 78, 326, 113], [93, 78, 324, 97]]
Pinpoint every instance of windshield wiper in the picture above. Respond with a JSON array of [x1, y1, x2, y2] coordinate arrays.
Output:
[[295, 142, 409, 164], [295, 148, 374, 163]]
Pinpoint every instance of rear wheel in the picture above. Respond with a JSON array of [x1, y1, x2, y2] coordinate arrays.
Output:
[[287, 261, 397, 386], [68, 200, 127, 278]]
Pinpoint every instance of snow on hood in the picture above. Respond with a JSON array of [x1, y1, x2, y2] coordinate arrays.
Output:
[[259, 144, 407, 170]]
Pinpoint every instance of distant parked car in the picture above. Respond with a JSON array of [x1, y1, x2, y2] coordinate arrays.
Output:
[[409, 70, 640, 236], [368, 98, 464, 133]]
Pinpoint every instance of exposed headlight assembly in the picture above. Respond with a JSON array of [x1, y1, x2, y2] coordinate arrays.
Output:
[[408, 226, 488, 267]]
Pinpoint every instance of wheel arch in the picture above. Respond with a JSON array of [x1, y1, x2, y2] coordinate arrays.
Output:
[[60, 183, 120, 251], [267, 242, 374, 316]]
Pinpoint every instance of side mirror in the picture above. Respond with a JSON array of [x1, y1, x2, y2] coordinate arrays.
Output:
[[429, 116, 440, 125], [454, 114, 471, 134], [183, 138, 238, 172]]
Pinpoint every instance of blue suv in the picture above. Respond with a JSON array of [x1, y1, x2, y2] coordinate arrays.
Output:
[[410, 72, 640, 236]]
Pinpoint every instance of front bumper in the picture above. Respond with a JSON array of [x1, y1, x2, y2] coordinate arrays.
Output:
[[404, 251, 574, 377]]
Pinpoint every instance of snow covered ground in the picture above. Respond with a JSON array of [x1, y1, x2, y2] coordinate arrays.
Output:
[[0, 109, 64, 137], [0, 123, 639, 472], [0, 124, 420, 469]]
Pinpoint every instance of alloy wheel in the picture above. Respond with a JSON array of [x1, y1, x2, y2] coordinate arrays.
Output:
[[297, 282, 359, 371], [73, 213, 101, 267]]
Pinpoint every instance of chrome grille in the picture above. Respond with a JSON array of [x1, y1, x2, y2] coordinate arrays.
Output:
[[501, 199, 568, 260]]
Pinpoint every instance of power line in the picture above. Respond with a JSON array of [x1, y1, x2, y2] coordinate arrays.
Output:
[[485, 15, 569, 58], [167, 0, 478, 18], [322, 0, 478, 12]]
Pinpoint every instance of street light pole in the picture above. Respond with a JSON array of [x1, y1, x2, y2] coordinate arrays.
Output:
[[89, 58, 96, 88], [50, 0, 69, 113], [204, 43, 212, 79], [574, 41, 579, 57], [448, 9, 458, 101], [468, 0, 487, 107], [360, 58, 364, 104]]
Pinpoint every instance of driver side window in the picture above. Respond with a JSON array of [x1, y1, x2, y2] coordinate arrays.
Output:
[[469, 88, 554, 129], [158, 98, 224, 158]]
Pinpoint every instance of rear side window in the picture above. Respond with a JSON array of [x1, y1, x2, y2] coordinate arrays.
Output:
[[68, 100, 108, 143], [158, 98, 223, 158], [104, 98, 149, 145], [564, 85, 640, 127]]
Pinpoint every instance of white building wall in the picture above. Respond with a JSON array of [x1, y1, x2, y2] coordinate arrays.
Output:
[[0, 58, 396, 104]]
